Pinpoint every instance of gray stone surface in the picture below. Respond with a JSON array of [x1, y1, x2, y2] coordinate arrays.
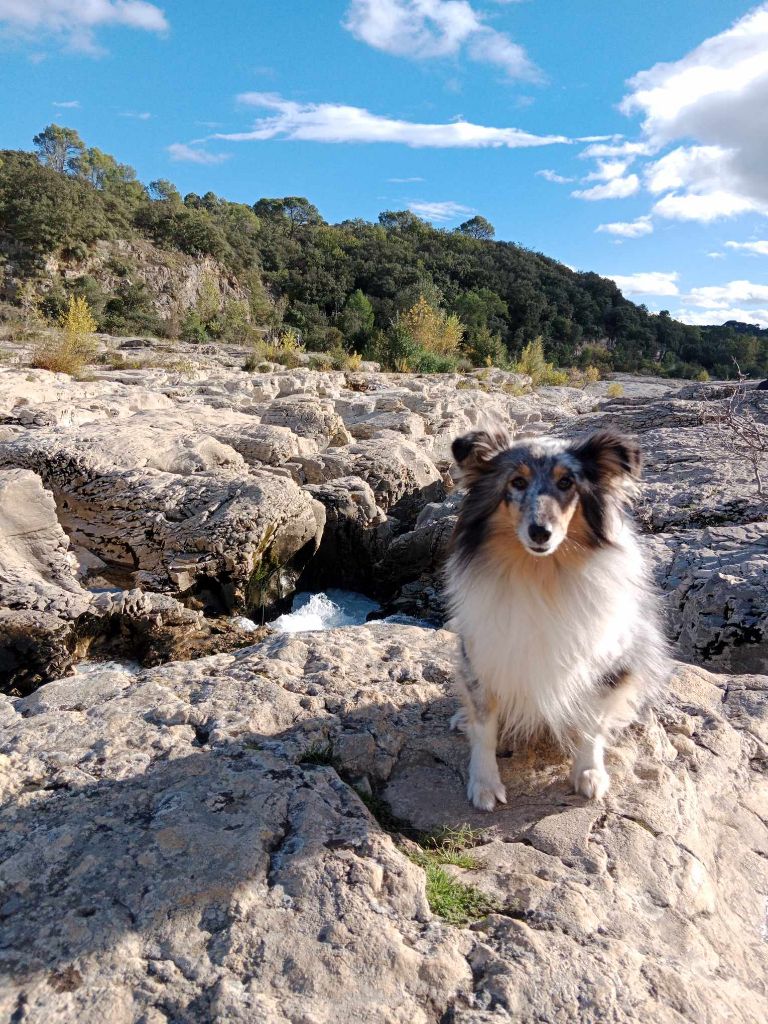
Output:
[[1, 625, 766, 1022]]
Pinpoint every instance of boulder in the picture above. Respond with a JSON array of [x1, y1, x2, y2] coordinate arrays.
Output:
[[0, 436, 325, 616], [646, 523, 768, 673], [0, 625, 765, 1022], [0, 469, 91, 693]]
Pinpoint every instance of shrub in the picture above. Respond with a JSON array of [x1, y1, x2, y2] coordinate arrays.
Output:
[[513, 337, 569, 386], [606, 382, 624, 398], [31, 294, 98, 375], [181, 309, 209, 343], [696, 368, 710, 382], [394, 295, 464, 357]]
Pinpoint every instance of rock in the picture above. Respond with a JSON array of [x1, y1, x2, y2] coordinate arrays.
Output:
[[375, 492, 462, 620], [0, 469, 91, 693], [289, 438, 444, 525], [0, 625, 766, 1022], [302, 476, 392, 591], [79, 589, 269, 667], [0, 435, 325, 615], [261, 394, 353, 449], [646, 523, 768, 673]]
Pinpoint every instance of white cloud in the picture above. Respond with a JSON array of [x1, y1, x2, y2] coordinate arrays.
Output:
[[686, 279, 768, 308], [676, 306, 768, 327], [343, 0, 539, 80], [388, 176, 425, 182], [407, 199, 473, 221], [707, 251, 725, 259], [120, 111, 153, 120], [0, 0, 168, 52], [536, 168, 574, 184], [616, 4, 768, 222], [583, 158, 633, 182], [596, 216, 653, 238], [53, 99, 79, 108], [652, 189, 759, 222], [218, 93, 569, 149], [725, 239, 768, 255], [572, 175, 640, 201], [608, 271, 680, 296], [167, 143, 229, 166]]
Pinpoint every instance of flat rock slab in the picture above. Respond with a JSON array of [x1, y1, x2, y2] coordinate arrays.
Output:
[[1, 624, 766, 1023]]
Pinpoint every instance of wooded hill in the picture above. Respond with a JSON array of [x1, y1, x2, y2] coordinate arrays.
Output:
[[1, 125, 766, 379]]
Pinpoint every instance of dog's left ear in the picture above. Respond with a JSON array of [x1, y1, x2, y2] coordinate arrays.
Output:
[[452, 425, 511, 487], [570, 430, 642, 488]]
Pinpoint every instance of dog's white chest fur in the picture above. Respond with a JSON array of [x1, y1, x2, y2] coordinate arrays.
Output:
[[448, 533, 645, 740]]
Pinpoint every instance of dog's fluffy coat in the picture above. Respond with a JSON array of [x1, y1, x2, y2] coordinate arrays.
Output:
[[445, 425, 668, 810]]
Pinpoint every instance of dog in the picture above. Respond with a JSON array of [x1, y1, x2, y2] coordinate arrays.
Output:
[[444, 424, 668, 810]]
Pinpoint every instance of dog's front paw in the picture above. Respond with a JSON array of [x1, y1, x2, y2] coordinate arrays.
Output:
[[449, 708, 468, 733], [572, 767, 610, 800], [467, 773, 507, 811]]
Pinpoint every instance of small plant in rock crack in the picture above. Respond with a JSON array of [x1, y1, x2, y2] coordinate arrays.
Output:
[[406, 824, 496, 925], [298, 741, 340, 769]]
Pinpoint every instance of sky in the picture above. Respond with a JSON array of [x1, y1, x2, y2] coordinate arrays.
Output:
[[2, 0, 768, 327]]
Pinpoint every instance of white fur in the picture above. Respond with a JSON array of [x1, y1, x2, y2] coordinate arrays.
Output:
[[446, 518, 666, 809]]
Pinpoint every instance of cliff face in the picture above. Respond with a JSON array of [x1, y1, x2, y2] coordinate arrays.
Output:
[[1, 236, 250, 322]]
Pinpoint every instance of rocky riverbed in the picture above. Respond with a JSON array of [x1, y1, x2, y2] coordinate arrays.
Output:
[[0, 343, 766, 1021]]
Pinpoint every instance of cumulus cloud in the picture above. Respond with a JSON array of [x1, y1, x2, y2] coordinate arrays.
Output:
[[572, 175, 640, 201], [674, 276, 768, 327], [407, 199, 473, 221], [676, 306, 768, 327], [167, 143, 229, 165], [0, 0, 168, 52], [596, 216, 653, 238], [343, 0, 539, 80], [217, 93, 569, 149], [686, 279, 768, 308], [616, 3, 768, 222], [607, 271, 680, 296], [536, 168, 574, 184], [725, 239, 768, 255]]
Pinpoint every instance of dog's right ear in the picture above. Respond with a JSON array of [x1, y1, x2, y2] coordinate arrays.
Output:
[[452, 426, 511, 487]]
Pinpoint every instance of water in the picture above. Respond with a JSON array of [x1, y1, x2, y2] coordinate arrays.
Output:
[[272, 589, 381, 633]]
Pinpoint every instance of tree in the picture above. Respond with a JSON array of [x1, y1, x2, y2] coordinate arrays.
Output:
[[148, 179, 182, 204], [339, 289, 375, 345], [33, 124, 85, 174], [456, 215, 495, 240]]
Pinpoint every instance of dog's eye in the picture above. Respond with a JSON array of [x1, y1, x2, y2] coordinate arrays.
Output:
[[557, 476, 574, 491], [509, 476, 528, 491]]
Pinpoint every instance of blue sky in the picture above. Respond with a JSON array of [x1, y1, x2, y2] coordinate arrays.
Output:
[[2, 1, 768, 326]]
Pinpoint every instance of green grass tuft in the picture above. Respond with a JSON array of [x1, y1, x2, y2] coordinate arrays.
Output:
[[408, 851, 496, 925]]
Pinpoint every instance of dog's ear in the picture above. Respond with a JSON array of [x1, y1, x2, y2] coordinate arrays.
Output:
[[571, 430, 642, 489], [452, 425, 511, 487]]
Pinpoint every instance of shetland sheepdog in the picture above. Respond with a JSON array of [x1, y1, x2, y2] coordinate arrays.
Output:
[[445, 425, 668, 810]]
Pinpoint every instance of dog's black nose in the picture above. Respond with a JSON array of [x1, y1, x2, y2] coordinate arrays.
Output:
[[528, 523, 552, 545]]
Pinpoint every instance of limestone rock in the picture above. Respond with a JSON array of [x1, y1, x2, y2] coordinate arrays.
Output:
[[0, 625, 765, 1022]]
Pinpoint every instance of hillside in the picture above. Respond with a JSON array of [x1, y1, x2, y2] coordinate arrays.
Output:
[[1, 125, 767, 380]]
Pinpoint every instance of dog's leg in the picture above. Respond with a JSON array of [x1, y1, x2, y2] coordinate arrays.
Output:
[[571, 732, 609, 800], [571, 671, 642, 800], [466, 699, 506, 811]]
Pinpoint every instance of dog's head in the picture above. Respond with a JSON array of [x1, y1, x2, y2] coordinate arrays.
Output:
[[452, 427, 641, 559]]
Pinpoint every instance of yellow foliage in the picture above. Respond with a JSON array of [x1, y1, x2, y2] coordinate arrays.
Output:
[[32, 295, 98, 376], [606, 382, 624, 398], [513, 337, 567, 386], [396, 295, 464, 356]]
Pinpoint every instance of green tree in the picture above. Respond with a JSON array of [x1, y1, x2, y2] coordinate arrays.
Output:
[[456, 215, 495, 240], [33, 124, 85, 174]]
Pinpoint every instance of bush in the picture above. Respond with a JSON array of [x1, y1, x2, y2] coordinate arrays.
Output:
[[606, 382, 624, 398], [513, 337, 569, 386], [31, 294, 98, 375], [181, 309, 209, 343]]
